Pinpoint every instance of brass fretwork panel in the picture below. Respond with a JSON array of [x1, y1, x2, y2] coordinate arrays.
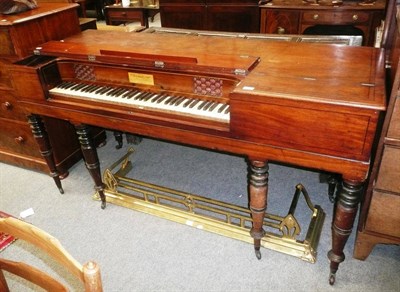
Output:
[[95, 148, 325, 263]]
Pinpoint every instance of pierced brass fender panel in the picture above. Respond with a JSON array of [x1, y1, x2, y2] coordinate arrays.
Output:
[[95, 148, 325, 263]]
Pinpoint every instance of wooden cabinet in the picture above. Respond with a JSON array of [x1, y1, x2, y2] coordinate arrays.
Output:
[[260, 0, 386, 46], [159, 0, 259, 33], [353, 2, 400, 260], [104, 4, 160, 28], [0, 3, 93, 174]]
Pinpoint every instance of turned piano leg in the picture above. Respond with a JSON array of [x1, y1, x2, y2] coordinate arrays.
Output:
[[248, 160, 269, 260], [28, 115, 64, 194], [328, 179, 363, 285], [75, 124, 107, 209]]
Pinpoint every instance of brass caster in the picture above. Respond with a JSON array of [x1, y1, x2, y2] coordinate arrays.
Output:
[[329, 272, 336, 285], [101, 201, 106, 209], [255, 248, 262, 260], [59, 187, 64, 194]]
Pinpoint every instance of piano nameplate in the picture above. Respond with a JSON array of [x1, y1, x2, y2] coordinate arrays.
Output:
[[128, 72, 154, 86]]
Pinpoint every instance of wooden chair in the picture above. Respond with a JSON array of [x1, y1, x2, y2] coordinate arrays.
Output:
[[0, 217, 103, 291]]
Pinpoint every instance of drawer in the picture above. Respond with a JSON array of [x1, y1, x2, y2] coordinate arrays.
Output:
[[375, 146, 400, 193], [365, 190, 400, 238], [0, 91, 28, 121], [302, 11, 370, 25], [0, 118, 40, 158], [107, 9, 143, 21], [0, 61, 12, 89]]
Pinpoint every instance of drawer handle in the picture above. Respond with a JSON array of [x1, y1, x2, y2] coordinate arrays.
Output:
[[121, 12, 127, 16], [1, 101, 12, 111], [313, 14, 319, 20], [352, 14, 358, 21], [277, 26, 285, 34], [14, 136, 25, 144]]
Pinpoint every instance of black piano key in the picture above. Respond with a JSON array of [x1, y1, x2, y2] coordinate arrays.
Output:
[[92, 86, 105, 93], [218, 104, 229, 113], [169, 96, 182, 105], [121, 89, 136, 98], [111, 87, 126, 97], [188, 99, 200, 108], [224, 106, 230, 114], [116, 89, 130, 97], [106, 88, 120, 96], [208, 102, 219, 112], [87, 85, 102, 93], [151, 93, 166, 103], [81, 84, 96, 92], [203, 101, 213, 111], [174, 96, 186, 106], [93, 86, 107, 94], [148, 93, 161, 102], [138, 92, 153, 101], [113, 88, 127, 96], [183, 98, 194, 107], [97, 86, 113, 94], [125, 90, 140, 99], [62, 82, 77, 89], [69, 83, 84, 91], [74, 83, 89, 91], [156, 94, 169, 103], [197, 100, 209, 110], [134, 91, 149, 100], [144, 93, 157, 101], [58, 81, 73, 89], [163, 96, 176, 105]]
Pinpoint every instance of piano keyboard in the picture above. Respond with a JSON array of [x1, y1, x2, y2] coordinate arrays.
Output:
[[50, 82, 230, 122]]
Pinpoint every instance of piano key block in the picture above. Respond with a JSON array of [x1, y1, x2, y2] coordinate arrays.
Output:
[[50, 81, 230, 123]]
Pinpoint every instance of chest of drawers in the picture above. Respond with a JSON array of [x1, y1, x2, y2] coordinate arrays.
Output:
[[353, 3, 400, 259], [0, 3, 88, 174]]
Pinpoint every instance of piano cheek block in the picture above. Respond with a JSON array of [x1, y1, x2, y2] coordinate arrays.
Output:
[[230, 99, 377, 162], [10, 56, 58, 102]]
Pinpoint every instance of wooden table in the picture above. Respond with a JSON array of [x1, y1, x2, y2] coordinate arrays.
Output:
[[104, 2, 159, 28]]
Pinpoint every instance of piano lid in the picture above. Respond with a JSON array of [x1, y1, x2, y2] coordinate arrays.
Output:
[[33, 30, 260, 76]]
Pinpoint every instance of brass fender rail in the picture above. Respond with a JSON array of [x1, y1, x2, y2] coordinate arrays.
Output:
[[94, 148, 325, 263]]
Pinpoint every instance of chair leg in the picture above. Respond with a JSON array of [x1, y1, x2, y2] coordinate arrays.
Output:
[[0, 270, 10, 292]]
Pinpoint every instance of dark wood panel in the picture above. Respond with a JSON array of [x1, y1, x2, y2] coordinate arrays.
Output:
[[207, 5, 259, 33], [160, 5, 206, 30], [365, 190, 400, 238], [260, 9, 300, 34], [159, 0, 259, 32]]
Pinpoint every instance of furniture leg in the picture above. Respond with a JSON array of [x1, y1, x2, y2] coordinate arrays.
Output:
[[248, 160, 269, 259], [75, 124, 106, 209], [28, 115, 64, 194], [113, 131, 123, 149], [328, 179, 363, 285], [327, 174, 340, 203], [353, 231, 377, 260]]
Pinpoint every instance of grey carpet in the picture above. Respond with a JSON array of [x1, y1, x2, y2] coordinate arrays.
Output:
[[1, 132, 399, 291]]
